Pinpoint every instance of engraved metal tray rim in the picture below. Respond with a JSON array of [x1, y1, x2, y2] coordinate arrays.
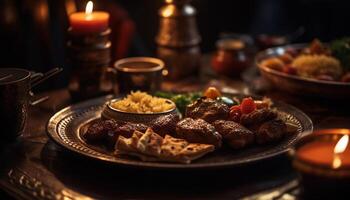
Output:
[[47, 95, 313, 169]]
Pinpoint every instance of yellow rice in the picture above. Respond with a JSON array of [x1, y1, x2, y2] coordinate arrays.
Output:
[[111, 91, 174, 113], [291, 55, 342, 79]]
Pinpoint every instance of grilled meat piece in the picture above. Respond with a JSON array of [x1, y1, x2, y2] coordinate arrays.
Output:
[[240, 108, 277, 126], [105, 122, 148, 148], [115, 122, 148, 138], [84, 120, 119, 143], [185, 97, 230, 123], [84, 119, 148, 148], [150, 113, 180, 137], [213, 120, 255, 149], [256, 119, 287, 144], [176, 118, 222, 148]]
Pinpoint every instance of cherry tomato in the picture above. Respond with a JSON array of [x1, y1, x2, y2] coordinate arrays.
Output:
[[229, 107, 242, 122], [241, 97, 256, 114], [204, 87, 221, 99]]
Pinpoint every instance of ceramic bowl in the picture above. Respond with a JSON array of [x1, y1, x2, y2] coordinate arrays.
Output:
[[255, 44, 350, 99]]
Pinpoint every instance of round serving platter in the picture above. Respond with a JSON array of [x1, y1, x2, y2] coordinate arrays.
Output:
[[47, 94, 313, 169]]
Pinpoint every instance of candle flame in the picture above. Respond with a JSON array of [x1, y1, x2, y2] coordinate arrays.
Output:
[[332, 135, 349, 169], [332, 155, 342, 169], [334, 135, 349, 154], [85, 1, 93, 15]]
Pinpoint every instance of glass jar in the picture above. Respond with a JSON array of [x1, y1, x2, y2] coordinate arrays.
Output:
[[211, 38, 253, 77]]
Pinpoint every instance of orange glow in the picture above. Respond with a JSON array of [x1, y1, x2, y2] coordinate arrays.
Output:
[[161, 5, 175, 17]]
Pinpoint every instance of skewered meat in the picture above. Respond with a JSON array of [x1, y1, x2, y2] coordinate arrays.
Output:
[[84, 120, 119, 143], [185, 97, 230, 123], [150, 113, 180, 137], [176, 118, 222, 148], [240, 108, 277, 126], [256, 119, 287, 144], [213, 120, 255, 149]]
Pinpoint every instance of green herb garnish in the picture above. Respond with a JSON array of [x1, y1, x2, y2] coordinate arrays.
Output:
[[331, 37, 350, 72], [154, 91, 202, 114]]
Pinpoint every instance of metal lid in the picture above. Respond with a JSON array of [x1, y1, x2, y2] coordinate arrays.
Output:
[[0, 68, 30, 85], [216, 38, 245, 50]]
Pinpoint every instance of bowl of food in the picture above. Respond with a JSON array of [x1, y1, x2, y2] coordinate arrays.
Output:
[[102, 91, 177, 125], [256, 39, 350, 99]]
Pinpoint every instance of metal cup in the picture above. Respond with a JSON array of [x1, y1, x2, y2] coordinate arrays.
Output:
[[0, 68, 62, 140], [113, 57, 165, 94]]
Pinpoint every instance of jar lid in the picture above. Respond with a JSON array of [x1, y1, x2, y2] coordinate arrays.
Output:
[[0, 68, 30, 85], [216, 39, 245, 50]]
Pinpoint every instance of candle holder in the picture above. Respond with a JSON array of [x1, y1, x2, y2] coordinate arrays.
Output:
[[290, 129, 350, 199], [67, 28, 112, 100]]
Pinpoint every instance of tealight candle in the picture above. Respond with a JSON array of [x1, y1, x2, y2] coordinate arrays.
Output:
[[291, 129, 350, 198], [297, 135, 350, 169], [69, 1, 109, 34]]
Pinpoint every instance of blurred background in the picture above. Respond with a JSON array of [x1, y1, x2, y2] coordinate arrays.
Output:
[[1, 0, 350, 90]]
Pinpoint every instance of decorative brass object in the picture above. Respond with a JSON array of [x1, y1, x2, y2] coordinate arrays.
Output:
[[156, 0, 201, 80], [67, 28, 112, 100]]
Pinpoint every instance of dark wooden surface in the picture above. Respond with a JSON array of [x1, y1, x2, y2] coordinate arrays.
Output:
[[0, 74, 350, 199]]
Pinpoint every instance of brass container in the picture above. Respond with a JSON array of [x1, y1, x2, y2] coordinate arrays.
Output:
[[156, 0, 201, 80], [67, 28, 112, 100]]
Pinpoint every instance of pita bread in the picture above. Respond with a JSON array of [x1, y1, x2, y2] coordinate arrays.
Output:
[[137, 128, 163, 157], [115, 130, 143, 153], [159, 135, 215, 163], [178, 143, 215, 161], [114, 128, 214, 164]]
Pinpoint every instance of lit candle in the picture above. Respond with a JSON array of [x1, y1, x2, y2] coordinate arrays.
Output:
[[297, 134, 350, 169], [292, 130, 350, 198], [69, 1, 109, 34]]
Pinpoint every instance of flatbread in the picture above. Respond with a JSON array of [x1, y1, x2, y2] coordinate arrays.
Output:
[[178, 143, 215, 161], [137, 128, 163, 157], [115, 128, 215, 164], [115, 130, 143, 153]]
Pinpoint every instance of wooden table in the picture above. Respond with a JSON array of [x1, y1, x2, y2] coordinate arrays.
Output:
[[0, 76, 349, 199]]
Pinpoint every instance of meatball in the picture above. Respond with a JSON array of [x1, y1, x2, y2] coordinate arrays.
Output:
[[84, 120, 118, 143], [176, 118, 222, 148], [256, 119, 287, 144], [213, 120, 255, 149], [240, 108, 277, 126], [185, 97, 230, 123], [150, 113, 180, 137], [115, 122, 148, 138]]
